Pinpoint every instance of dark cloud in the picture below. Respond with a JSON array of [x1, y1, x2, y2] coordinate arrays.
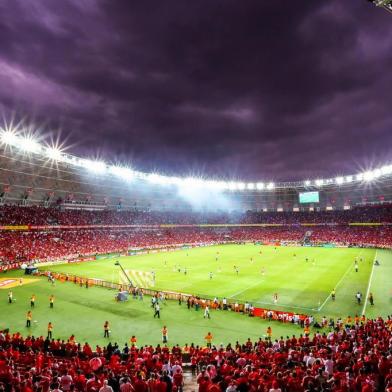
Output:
[[0, 0, 391, 181]]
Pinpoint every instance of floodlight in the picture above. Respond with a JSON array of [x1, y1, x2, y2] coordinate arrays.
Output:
[[170, 177, 183, 186], [256, 182, 264, 190], [45, 146, 63, 161], [228, 182, 237, 191], [247, 183, 255, 190], [373, 168, 382, 178], [237, 182, 246, 190], [109, 165, 134, 180], [18, 136, 41, 153], [205, 181, 226, 190], [345, 176, 353, 183], [304, 180, 311, 186], [315, 179, 324, 187], [335, 177, 344, 185], [80, 159, 107, 173], [266, 182, 275, 190], [363, 171, 374, 181], [215, 181, 228, 190], [1, 130, 19, 146], [381, 165, 392, 175], [183, 177, 204, 187], [147, 173, 167, 184], [356, 173, 364, 181]]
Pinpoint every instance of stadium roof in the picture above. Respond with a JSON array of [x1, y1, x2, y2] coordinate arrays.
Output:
[[1, 128, 391, 191]]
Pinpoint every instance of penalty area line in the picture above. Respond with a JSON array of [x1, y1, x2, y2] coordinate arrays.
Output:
[[317, 249, 363, 312]]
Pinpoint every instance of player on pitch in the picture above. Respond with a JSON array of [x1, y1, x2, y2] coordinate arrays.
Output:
[[104, 321, 110, 338]]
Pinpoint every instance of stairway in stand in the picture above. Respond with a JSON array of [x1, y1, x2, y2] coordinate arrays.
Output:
[[183, 369, 198, 391]]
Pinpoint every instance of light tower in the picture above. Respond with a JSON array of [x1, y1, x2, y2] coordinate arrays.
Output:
[[367, 0, 392, 14]]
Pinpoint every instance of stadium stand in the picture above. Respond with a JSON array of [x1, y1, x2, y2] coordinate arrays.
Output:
[[0, 206, 391, 265], [1, 316, 392, 392], [0, 205, 391, 226]]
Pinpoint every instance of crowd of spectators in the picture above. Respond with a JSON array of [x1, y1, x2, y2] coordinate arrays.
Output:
[[0, 205, 391, 226], [1, 316, 392, 391], [0, 226, 391, 265], [0, 205, 391, 265]]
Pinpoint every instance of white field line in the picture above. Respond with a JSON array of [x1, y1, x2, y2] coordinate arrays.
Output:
[[253, 300, 315, 312], [229, 284, 316, 311], [361, 250, 377, 316], [228, 280, 265, 299], [317, 250, 363, 312]]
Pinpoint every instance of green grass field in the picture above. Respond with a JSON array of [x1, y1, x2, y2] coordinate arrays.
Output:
[[1, 245, 391, 347]]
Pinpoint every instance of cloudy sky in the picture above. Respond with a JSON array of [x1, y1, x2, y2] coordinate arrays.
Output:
[[0, 0, 391, 181]]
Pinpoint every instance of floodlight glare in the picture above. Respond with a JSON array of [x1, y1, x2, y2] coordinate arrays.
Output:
[[345, 176, 353, 183], [147, 173, 168, 184], [0, 130, 19, 146], [381, 165, 392, 175], [45, 146, 63, 161], [215, 181, 228, 190], [184, 177, 204, 187], [363, 171, 375, 181], [81, 159, 107, 173], [109, 165, 134, 180], [18, 136, 41, 154], [373, 168, 382, 178], [2, 123, 392, 189], [315, 179, 324, 187], [228, 182, 237, 191], [171, 177, 185, 186], [205, 180, 226, 190], [266, 182, 275, 190]]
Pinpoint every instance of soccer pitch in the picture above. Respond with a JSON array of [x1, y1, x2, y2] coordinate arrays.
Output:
[[1, 245, 390, 346], [47, 244, 376, 315]]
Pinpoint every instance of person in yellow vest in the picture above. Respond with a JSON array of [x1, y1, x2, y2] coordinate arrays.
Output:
[[361, 314, 366, 324], [49, 295, 54, 308], [104, 321, 110, 338], [130, 335, 137, 346], [30, 294, 36, 308], [26, 311, 32, 327], [304, 325, 310, 337], [354, 314, 360, 324], [205, 332, 213, 348], [47, 322, 53, 339], [8, 291, 13, 304], [162, 326, 168, 343], [346, 315, 352, 325], [266, 326, 272, 339]]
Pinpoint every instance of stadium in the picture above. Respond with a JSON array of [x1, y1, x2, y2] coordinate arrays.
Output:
[[0, 1, 392, 392]]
